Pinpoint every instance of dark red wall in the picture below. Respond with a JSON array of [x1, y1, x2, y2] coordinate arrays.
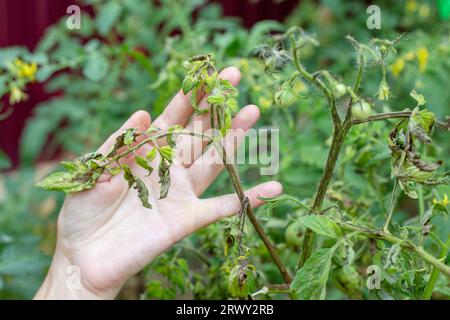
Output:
[[0, 0, 298, 167]]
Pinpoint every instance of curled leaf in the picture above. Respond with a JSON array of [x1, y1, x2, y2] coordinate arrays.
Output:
[[36, 158, 104, 193], [135, 155, 153, 176], [158, 158, 171, 199]]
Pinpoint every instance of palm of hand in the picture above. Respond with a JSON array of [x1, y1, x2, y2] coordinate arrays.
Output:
[[52, 67, 282, 296], [58, 161, 211, 291]]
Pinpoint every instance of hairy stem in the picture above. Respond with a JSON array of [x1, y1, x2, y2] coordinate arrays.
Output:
[[297, 124, 350, 268], [290, 35, 341, 130], [296, 45, 369, 268]]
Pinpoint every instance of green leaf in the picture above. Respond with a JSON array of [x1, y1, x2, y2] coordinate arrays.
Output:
[[135, 155, 153, 176], [108, 166, 122, 175], [182, 76, 197, 95], [297, 215, 341, 238], [36, 64, 58, 82], [410, 89, 426, 106], [83, 52, 109, 82], [159, 146, 173, 161], [0, 249, 47, 276], [124, 128, 137, 145], [96, 1, 122, 36], [408, 108, 436, 143], [36, 154, 104, 193], [420, 203, 448, 228], [146, 148, 157, 161], [0, 149, 11, 170], [291, 247, 336, 299], [104, 129, 136, 159]]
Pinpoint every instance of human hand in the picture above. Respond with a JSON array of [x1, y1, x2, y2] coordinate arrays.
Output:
[[34, 67, 282, 299]]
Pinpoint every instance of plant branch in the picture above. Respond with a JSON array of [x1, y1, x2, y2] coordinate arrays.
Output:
[[337, 221, 450, 278], [215, 143, 293, 284], [422, 236, 450, 299], [352, 111, 450, 130], [290, 35, 341, 130], [382, 178, 399, 233]]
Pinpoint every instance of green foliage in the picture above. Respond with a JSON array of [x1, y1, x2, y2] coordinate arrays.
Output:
[[291, 246, 337, 299], [297, 215, 341, 239]]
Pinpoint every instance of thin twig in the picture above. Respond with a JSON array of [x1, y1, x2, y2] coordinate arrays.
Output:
[[352, 111, 450, 130]]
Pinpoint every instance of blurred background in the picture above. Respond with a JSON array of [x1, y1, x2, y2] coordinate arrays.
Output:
[[0, 0, 449, 299]]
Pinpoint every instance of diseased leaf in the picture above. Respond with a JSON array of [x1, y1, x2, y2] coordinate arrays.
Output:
[[134, 177, 151, 209], [297, 215, 341, 238], [405, 148, 441, 172], [291, 246, 336, 299], [36, 160, 103, 193], [122, 163, 136, 188], [420, 203, 448, 233], [124, 128, 137, 145], [408, 108, 435, 144], [105, 129, 132, 158], [135, 155, 153, 176], [121, 163, 151, 209], [158, 158, 171, 199]]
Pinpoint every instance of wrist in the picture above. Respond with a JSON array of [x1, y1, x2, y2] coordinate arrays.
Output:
[[34, 248, 118, 300]]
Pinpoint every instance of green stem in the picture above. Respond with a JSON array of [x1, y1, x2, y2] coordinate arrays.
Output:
[[298, 124, 350, 268], [290, 35, 341, 130], [382, 178, 399, 233], [352, 111, 450, 130], [215, 143, 293, 284], [338, 222, 450, 278], [353, 51, 364, 93], [417, 186, 425, 220], [422, 236, 450, 299], [113, 131, 207, 162]]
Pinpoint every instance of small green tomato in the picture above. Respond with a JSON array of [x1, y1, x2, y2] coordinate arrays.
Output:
[[333, 265, 363, 299], [285, 220, 304, 248], [352, 100, 373, 121], [333, 83, 347, 98], [274, 88, 296, 107]]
